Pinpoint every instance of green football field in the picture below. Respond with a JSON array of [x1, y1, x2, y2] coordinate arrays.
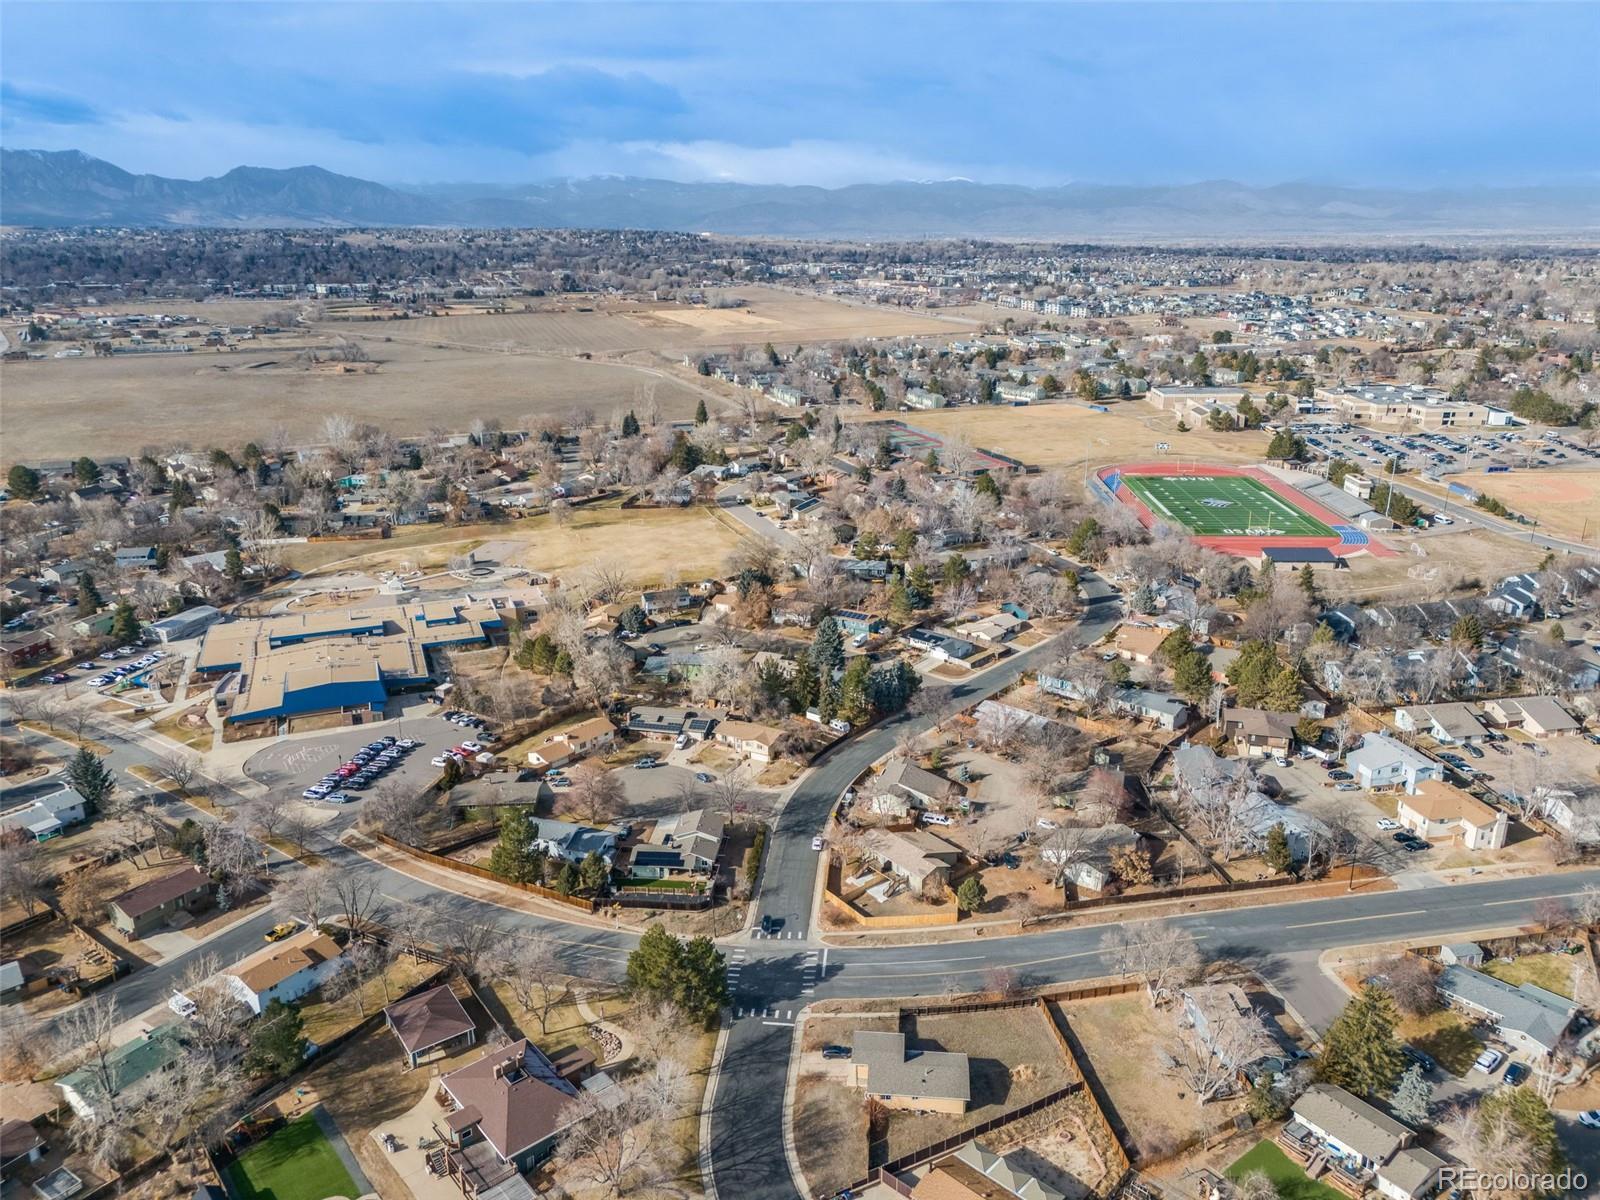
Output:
[[1120, 473, 1336, 538]]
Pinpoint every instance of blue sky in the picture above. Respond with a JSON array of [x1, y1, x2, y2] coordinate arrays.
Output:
[[3, 2, 1596, 189]]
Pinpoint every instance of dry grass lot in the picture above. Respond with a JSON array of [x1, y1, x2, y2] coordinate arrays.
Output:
[[281, 502, 744, 585], [1059, 992, 1245, 1157], [0, 338, 704, 460], [1481, 951, 1577, 998], [1449, 467, 1600, 542], [1319, 527, 1548, 603], [848, 404, 1270, 486]]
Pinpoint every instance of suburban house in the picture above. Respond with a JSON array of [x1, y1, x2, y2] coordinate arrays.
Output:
[[1038, 673, 1190, 730], [864, 828, 963, 894], [1345, 733, 1441, 794], [528, 818, 619, 867], [1395, 781, 1508, 851], [1221, 707, 1297, 758], [1181, 984, 1271, 1070], [0, 1118, 46, 1181], [1042, 823, 1141, 893], [223, 929, 346, 1016], [383, 983, 478, 1068], [714, 719, 783, 764], [1436, 964, 1575, 1056], [1281, 1083, 1447, 1200], [909, 1140, 1066, 1200], [437, 1038, 615, 1189], [525, 717, 617, 768], [836, 610, 888, 639], [626, 706, 720, 741], [1238, 795, 1330, 864], [633, 808, 725, 878], [851, 1030, 970, 1115], [1480, 696, 1581, 738], [0, 630, 53, 671], [57, 1023, 187, 1119], [1393, 702, 1488, 745], [954, 610, 1027, 644], [0, 787, 89, 842], [1111, 623, 1171, 664], [974, 698, 1057, 743], [108, 866, 214, 937], [639, 587, 695, 616], [878, 757, 965, 810]]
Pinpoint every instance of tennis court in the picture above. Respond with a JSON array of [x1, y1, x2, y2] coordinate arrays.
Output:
[[1120, 473, 1336, 538]]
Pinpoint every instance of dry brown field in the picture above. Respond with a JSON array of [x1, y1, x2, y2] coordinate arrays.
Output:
[[281, 502, 746, 585], [849, 402, 1271, 481], [1321, 527, 1549, 603], [1447, 468, 1600, 543], [0, 338, 706, 459]]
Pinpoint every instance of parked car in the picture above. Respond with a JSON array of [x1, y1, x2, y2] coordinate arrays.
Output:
[[264, 921, 300, 943], [923, 813, 954, 827], [696, 772, 715, 783], [1376, 818, 1400, 830], [1474, 1049, 1505, 1074], [1329, 770, 1354, 781], [1502, 1063, 1529, 1086], [1579, 1110, 1600, 1129], [1463, 743, 1484, 759], [1401, 1045, 1435, 1073], [302, 787, 329, 799], [821, 1045, 851, 1060], [169, 993, 198, 1018], [1336, 783, 1360, 792]]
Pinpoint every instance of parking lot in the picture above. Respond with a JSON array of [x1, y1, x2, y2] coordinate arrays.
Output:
[[1292, 420, 1600, 481], [242, 707, 468, 806]]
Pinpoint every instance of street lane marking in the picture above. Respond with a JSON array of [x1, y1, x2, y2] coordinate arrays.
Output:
[[1283, 909, 1426, 929], [762, 1020, 795, 1027], [1483, 891, 1587, 907]]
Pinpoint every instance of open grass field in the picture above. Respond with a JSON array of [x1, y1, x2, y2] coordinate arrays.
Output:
[[224, 1114, 359, 1200], [0, 338, 706, 460], [1227, 1140, 1346, 1200], [283, 502, 745, 585], [1449, 468, 1600, 543], [1120, 472, 1336, 538], [848, 403, 1269, 483], [1482, 952, 1577, 999]]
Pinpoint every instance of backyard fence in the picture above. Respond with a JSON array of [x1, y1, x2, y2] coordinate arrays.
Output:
[[365, 830, 600, 912]]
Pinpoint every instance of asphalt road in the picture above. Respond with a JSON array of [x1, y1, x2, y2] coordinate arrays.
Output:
[[1387, 477, 1598, 558]]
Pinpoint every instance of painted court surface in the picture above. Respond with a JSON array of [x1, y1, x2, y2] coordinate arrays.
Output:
[[1103, 463, 1394, 558], [1119, 473, 1336, 538]]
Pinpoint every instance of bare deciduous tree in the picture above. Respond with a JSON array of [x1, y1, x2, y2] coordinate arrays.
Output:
[[492, 932, 568, 1035], [1161, 1001, 1273, 1105]]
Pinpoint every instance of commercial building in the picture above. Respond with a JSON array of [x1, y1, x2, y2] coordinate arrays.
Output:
[[1316, 383, 1511, 429], [197, 598, 504, 726]]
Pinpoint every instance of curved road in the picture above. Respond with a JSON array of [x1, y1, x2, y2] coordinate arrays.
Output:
[[9, 562, 1591, 1200]]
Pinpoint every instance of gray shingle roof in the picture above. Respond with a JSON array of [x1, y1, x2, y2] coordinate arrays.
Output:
[[1293, 1083, 1409, 1162], [852, 1031, 969, 1103]]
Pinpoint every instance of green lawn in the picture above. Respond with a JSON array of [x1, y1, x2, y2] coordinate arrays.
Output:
[[1121, 473, 1335, 538], [225, 1114, 360, 1200], [1227, 1140, 1347, 1200]]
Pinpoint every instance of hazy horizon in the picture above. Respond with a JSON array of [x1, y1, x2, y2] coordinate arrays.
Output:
[[4, 1, 1597, 192]]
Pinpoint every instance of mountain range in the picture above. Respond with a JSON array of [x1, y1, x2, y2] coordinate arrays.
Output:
[[5, 148, 1598, 238]]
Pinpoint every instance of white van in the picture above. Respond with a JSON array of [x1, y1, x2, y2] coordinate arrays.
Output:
[[922, 812, 954, 827]]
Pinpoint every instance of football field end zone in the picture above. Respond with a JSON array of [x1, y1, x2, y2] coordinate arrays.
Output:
[[1097, 462, 1397, 559]]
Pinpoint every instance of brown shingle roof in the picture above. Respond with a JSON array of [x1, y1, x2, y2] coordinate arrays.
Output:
[[384, 984, 476, 1056], [109, 866, 211, 919], [229, 930, 342, 994], [441, 1040, 581, 1159]]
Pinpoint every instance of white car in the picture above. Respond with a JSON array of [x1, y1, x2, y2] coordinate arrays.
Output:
[[1036, 818, 1059, 830], [430, 755, 454, 767], [168, 993, 198, 1018], [1376, 818, 1400, 830], [1473, 1049, 1505, 1074], [811, 836, 825, 851], [459, 740, 482, 753], [1579, 1110, 1600, 1129], [922, 813, 954, 827]]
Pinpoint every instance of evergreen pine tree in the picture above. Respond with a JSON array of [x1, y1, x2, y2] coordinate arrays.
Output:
[[65, 747, 116, 814], [694, 398, 709, 424], [1263, 824, 1294, 873], [224, 546, 245, 581], [1390, 1062, 1433, 1126], [621, 410, 641, 437], [1318, 984, 1405, 1098], [109, 601, 140, 644], [811, 616, 844, 679], [1264, 664, 1304, 712], [955, 876, 987, 913], [77, 573, 104, 616]]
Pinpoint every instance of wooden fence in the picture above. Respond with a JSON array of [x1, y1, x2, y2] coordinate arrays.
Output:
[[823, 884, 960, 928], [367, 830, 599, 913]]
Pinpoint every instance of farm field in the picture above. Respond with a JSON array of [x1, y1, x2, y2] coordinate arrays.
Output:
[[0, 338, 706, 459], [848, 403, 1270, 482], [1448, 467, 1600, 543], [1120, 472, 1336, 538]]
